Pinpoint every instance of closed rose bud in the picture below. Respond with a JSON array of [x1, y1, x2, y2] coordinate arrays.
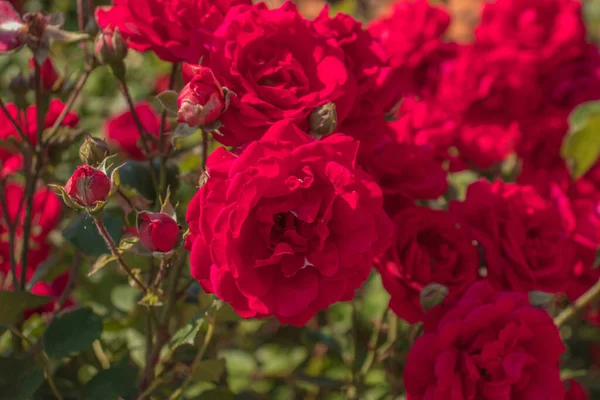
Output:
[[138, 212, 180, 253], [64, 165, 111, 206], [94, 29, 128, 65], [177, 67, 226, 127], [309, 102, 337, 137], [79, 134, 109, 166]]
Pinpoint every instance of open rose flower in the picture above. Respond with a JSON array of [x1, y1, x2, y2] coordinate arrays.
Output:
[[376, 207, 479, 323], [185, 120, 393, 326], [95, 0, 250, 62], [450, 180, 574, 294], [404, 280, 566, 399], [186, 2, 357, 146]]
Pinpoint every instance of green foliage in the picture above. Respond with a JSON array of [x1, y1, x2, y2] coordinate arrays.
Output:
[[190, 359, 226, 382], [0, 356, 44, 400], [63, 212, 123, 256], [0, 292, 51, 326], [562, 100, 600, 178], [44, 307, 103, 359], [83, 358, 139, 400]]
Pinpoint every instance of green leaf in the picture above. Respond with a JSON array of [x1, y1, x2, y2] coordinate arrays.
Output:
[[190, 359, 226, 382], [156, 90, 179, 116], [117, 161, 156, 201], [167, 312, 205, 351], [88, 254, 118, 276], [0, 291, 51, 326], [63, 213, 123, 256], [193, 389, 234, 400], [0, 356, 44, 400], [44, 307, 103, 359], [562, 101, 600, 178], [83, 358, 138, 400]]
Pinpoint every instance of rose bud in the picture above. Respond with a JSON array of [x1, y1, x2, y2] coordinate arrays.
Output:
[[138, 212, 180, 253], [79, 134, 109, 166], [64, 164, 112, 206], [177, 66, 227, 127], [309, 102, 337, 137], [94, 29, 128, 66]]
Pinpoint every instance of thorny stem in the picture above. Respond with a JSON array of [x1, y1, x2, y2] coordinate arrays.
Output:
[[158, 63, 179, 196], [76, 0, 89, 58], [0, 167, 20, 290], [202, 130, 209, 170], [555, 278, 600, 328], [168, 309, 217, 400], [117, 79, 160, 190], [92, 214, 148, 291]]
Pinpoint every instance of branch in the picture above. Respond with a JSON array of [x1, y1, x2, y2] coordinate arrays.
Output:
[[554, 279, 600, 328]]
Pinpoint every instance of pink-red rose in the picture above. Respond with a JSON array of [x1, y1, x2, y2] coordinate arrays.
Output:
[[104, 102, 162, 160], [404, 280, 566, 399], [376, 206, 479, 323], [138, 212, 180, 253], [178, 66, 226, 127], [185, 120, 393, 326], [95, 0, 250, 62], [185, 2, 357, 146], [65, 165, 111, 206], [450, 180, 574, 294]]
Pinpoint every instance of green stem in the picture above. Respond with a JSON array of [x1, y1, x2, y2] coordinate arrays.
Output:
[[555, 278, 600, 328], [359, 307, 388, 376]]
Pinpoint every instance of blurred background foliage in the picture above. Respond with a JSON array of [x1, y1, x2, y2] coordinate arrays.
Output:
[[2, 0, 600, 399]]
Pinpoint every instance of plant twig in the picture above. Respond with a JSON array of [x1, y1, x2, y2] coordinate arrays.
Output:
[[555, 279, 600, 328], [360, 306, 388, 376], [158, 63, 179, 195], [92, 214, 148, 291], [168, 309, 217, 400], [0, 169, 20, 290]]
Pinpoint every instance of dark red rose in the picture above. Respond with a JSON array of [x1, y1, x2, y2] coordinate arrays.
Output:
[[185, 120, 393, 326], [178, 66, 226, 127], [0, 99, 79, 160], [29, 57, 61, 91], [376, 207, 479, 323], [450, 180, 574, 294], [138, 212, 180, 253], [456, 119, 521, 170], [476, 0, 586, 67], [185, 2, 357, 146], [95, 0, 250, 62], [368, 0, 456, 98], [104, 102, 162, 160], [405, 280, 566, 399], [565, 380, 589, 400], [65, 165, 112, 207], [359, 117, 448, 216]]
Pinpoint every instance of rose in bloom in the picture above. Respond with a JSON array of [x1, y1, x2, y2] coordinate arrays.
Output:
[[138, 212, 180, 253], [186, 2, 357, 146], [65, 165, 112, 207], [376, 207, 479, 323], [475, 0, 586, 66], [450, 180, 574, 294], [456, 119, 521, 170], [95, 0, 250, 63], [565, 380, 589, 400], [360, 117, 448, 216], [368, 0, 456, 98], [0, 99, 79, 160], [178, 66, 227, 127], [104, 102, 162, 160], [185, 120, 393, 326], [404, 280, 566, 399]]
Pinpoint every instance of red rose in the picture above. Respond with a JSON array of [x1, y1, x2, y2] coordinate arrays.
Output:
[[186, 2, 357, 146], [94, 30, 128, 65], [565, 380, 589, 400], [450, 180, 574, 294], [376, 207, 479, 323], [138, 212, 181, 253], [26, 272, 74, 318], [0, 99, 79, 160], [29, 57, 61, 91], [65, 165, 112, 207], [456, 119, 521, 170], [185, 120, 393, 326], [0, 1, 25, 52], [359, 117, 448, 216], [405, 280, 566, 400], [368, 0, 456, 98], [476, 0, 586, 66], [104, 102, 162, 160], [95, 0, 250, 63], [178, 66, 226, 127]]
